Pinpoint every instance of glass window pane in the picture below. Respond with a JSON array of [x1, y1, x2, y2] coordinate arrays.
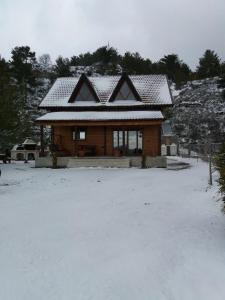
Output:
[[120, 82, 130, 98], [128, 131, 137, 152], [114, 81, 138, 101], [79, 131, 86, 140], [113, 131, 118, 149], [118, 131, 123, 150], [75, 82, 96, 101]]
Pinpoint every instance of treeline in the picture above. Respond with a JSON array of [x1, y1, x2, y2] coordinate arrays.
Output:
[[0, 45, 225, 151], [61, 46, 225, 87]]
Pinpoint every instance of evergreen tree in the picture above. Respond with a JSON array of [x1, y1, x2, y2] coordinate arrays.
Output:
[[157, 54, 191, 87], [55, 56, 72, 77], [121, 52, 152, 74], [215, 143, 225, 210], [0, 58, 21, 151], [11, 46, 37, 86], [10, 46, 38, 142], [196, 50, 221, 79], [92, 46, 119, 65]]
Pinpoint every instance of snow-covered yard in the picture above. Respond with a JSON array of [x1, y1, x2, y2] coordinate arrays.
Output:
[[0, 160, 225, 300]]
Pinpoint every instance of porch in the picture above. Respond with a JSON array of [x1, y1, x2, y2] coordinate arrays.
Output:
[[35, 156, 167, 168]]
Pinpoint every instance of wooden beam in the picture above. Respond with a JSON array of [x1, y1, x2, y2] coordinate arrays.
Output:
[[40, 125, 44, 156]]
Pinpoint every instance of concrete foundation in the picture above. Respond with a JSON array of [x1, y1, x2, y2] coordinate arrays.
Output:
[[35, 156, 167, 168]]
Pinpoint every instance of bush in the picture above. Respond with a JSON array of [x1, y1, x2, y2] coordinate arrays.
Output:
[[215, 143, 225, 208]]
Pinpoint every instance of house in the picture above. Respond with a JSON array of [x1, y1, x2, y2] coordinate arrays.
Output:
[[35, 73, 173, 168], [11, 138, 39, 161]]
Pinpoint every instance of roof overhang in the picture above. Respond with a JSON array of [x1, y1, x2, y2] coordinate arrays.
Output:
[[36, 111, 164, 126]]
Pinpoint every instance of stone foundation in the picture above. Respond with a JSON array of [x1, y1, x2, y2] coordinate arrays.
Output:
[[35, 156, 167, 168]]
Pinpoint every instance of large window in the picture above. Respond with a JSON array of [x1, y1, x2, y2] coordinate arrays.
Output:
[[75, 82, 96, 101], [113, 130, 142, 155], [114, 81, 137, 101]]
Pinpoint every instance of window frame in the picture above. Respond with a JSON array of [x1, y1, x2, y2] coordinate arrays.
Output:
[[113, 129, 143, 155], [72, 128, 86, 141]]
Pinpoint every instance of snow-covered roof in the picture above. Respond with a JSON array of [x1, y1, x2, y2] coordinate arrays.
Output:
[[36, 111, 164, 122], [39, 75, 172, 108], [23, 138, 36, 145]]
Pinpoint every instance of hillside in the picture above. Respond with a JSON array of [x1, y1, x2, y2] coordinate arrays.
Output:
[[171, 77, 225, 143]]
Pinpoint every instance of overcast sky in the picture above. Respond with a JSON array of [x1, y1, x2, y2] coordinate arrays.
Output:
[[1, 0, 225, 69]]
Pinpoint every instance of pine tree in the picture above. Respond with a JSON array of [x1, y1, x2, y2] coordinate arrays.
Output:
[[215, 143, 225, 210], [10, 46, 38, 142], [157, 54, 191, 88], [55, 56, 72, 77], [196, 50, 221, 79], [0, 58, 21, 151]]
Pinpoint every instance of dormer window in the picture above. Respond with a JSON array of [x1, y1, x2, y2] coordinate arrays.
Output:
[[75, 82, 96, 101], [114, 81, 137, 101]]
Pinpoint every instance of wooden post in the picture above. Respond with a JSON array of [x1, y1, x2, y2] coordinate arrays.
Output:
[[104, 126, 107, 156], [209, 144, 213, 186], [51, 126, 54, 144], [142, 154, 147, 169], [40, 125, 44, 156]]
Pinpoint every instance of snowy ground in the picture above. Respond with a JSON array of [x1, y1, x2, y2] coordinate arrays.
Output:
[[0, 160, 225, 300]]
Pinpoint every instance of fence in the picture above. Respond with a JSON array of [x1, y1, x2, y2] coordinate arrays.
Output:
[[177, 142, 223, 185]]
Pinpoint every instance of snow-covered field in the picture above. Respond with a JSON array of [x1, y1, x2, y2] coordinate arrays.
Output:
[[0, 160, 225, 300]]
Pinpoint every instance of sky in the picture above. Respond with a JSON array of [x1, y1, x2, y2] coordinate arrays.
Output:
[[0, 0, 225, 70]]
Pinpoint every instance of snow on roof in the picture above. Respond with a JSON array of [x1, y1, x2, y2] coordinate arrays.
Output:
[[39, 75, 172, 108], [36, 111, 164, 122], [23, 138, 36, 145]]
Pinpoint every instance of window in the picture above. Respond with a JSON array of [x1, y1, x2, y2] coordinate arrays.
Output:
[[113, 130, 142, 155], [72, 129, 86, 140], [75, 82, 96, 101], [114, 81, 137, 101]]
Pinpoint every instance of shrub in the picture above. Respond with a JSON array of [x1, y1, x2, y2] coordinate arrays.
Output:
[[215, 143, 225, 209]]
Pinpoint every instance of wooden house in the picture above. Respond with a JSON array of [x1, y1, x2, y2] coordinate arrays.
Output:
[[36, 73, 172, 167]]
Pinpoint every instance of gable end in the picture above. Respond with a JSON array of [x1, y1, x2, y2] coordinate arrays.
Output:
[[68, 74, 100, 103], [109, 73, 142, 102]]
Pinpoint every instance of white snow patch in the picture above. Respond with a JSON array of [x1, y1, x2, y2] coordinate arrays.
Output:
[[0, 160, 225, 300]]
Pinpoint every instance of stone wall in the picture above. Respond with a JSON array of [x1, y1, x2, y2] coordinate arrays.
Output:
[[35, 156, 167, 168]]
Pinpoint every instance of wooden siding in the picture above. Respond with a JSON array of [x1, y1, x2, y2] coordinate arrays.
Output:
[[52, 123, 161, 156]]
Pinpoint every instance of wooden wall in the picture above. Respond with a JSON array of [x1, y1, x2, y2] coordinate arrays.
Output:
[[53, 124, 161, 156]]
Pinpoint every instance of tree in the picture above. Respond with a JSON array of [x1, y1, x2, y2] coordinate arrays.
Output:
[[121, 52, 152, 74], [92, 46, 119, 65], [10, 46, 37, 86], [55, 56, 72, 77], [157, 54, 191, 87], [10, 46, 38, 142], [0, 57, 21, 151], [38, 54, 52, 71], [196, 50, 221, 79], [215, 143, 225, 211]]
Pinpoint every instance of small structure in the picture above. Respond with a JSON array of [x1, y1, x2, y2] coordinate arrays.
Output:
[[11, 138, 39, 161], [35, 73, 173, 168], [161, 121, 178, 156]]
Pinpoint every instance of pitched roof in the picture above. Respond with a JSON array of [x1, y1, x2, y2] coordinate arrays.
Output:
[[36, 111, 164, 122], [39, 74, 172, 108]]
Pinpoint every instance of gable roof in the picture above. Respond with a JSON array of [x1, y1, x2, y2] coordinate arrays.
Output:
[[68, 74, 99, 103], [39, 74, 172, 108], [109, 73, 142, 102]]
